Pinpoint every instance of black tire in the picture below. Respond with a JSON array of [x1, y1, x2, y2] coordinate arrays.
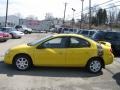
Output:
[[13, 55, 32, 71], [0, 39, 7, 42], [86, 58, 102, 73], [10, 33, 14, 39], [24, 30, 28, 34]]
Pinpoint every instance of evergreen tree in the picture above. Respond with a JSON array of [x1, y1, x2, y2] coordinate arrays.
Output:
[[96, 8, 107, 25], [117, 11, 120, 22], [91, 16, 97, 26], [102, 9, 107, 24]]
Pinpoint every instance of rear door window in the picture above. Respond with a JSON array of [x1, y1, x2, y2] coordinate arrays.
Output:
[[81, 31, 89, 36], [90, 31, 95, 36], [69, 37, 90, 48]]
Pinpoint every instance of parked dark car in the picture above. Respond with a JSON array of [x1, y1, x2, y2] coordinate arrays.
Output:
[[92, 31, 120, 56], [78, 30, 97, 37], [0, 31, 11, 42]]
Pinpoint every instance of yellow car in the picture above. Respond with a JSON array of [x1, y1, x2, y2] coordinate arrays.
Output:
[[4, 34, 114, 73]]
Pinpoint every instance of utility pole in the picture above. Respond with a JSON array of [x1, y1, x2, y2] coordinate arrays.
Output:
[[63, 3, 67, 25], [5, 0, 9, 27], [81, 0, 84, 29], [109, 12, 112, 31], [89, 0, 91, 29]]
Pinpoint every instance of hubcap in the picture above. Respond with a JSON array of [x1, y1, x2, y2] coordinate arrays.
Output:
[[89, 60, 101, 72], [16, 57, 29, 70]]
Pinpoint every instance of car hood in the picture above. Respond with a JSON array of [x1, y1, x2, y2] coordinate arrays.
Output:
[[23, 28, 32, 31], [11, 31, 23, 34], [11, 44, 31, 50]]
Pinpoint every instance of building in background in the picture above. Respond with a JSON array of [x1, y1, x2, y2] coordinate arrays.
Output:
[[19, 19, 52, 31], [0, 15, 19, 27], [19, 18, 63, 31], [0, 15, 63, 31]]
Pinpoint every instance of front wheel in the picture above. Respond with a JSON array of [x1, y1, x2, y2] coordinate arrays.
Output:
[[10, 33, 14, 39], [87, 59, 102, 73], [24, 30, 28, 34], [13, 55, 32, 71]]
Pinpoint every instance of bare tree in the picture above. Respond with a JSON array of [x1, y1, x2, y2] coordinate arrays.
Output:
[[45, 13, 54, 20], [26, 15, 38, 20]]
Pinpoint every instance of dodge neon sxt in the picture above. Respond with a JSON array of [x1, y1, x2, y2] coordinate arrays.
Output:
[[4, 34, 114, 73]]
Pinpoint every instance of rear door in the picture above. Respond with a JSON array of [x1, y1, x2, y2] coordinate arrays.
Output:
[[66, 36, 92, 67]]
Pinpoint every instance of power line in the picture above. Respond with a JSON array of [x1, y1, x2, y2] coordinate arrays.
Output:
[[66, 4, 120, 20], [104, 0, 120, 7], [91, 0, 115, 8], [75, 0, 117, 15], [66, 0, 118, 20]]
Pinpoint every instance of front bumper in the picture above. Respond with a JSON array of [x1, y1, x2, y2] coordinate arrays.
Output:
[[4, 53, 14, 64]]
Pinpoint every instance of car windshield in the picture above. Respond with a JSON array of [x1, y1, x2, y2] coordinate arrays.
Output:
[[27, 34, 53, 46]]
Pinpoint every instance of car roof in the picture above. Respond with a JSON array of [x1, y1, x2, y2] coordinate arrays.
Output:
[[96, 30, 120, 33], [53, 34, 97, 44], [53, 34, 84, 37], [1, 27, 12, 29]]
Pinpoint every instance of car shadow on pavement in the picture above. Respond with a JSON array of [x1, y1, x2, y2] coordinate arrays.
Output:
[[0, 61, 103, 78], [113, 72, 120, 86]]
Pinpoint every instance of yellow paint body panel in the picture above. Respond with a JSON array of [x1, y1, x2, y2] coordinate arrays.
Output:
[[4, 34, 114, 67]]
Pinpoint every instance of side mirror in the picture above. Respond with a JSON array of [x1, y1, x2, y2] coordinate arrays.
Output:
[[36, 45, 45, 49]]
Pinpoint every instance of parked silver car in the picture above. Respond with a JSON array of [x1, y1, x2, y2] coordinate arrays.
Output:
[[0, 27, 24, 39], [15, 25, 32, 34]]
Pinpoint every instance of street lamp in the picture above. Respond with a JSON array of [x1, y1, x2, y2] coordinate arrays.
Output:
[[5, 0, 9, 27], [71, 8, 76, 28], [72, 8, 76, 19]]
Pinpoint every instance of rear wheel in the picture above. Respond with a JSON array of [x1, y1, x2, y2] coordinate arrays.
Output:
[[13, 55, 32, 71], [87, 58, 102, 73]]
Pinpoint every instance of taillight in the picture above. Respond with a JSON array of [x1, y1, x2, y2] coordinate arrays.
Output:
[[97, 44, 103, 56], [110, 48, 112, 53]]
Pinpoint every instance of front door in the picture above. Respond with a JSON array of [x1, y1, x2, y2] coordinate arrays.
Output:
[[34, 37, 67, 66]]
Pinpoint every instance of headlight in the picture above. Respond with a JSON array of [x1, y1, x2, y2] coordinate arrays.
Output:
[[5, 49, 10, 55]]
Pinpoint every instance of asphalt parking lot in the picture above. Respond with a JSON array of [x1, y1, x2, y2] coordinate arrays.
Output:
[[0, 33, 120, 90]]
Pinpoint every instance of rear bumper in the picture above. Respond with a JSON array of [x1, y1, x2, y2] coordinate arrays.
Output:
[[13, 34, 24, 38], [0, 37, 10, 41], [103, 53, 114, 65]]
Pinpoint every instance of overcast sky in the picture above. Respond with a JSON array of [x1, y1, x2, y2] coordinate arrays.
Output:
[[0, 0, 119, 20]]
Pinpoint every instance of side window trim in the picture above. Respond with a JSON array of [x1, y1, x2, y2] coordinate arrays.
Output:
[[38, 36, 68, 49], [68, 36, 91, 48]]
